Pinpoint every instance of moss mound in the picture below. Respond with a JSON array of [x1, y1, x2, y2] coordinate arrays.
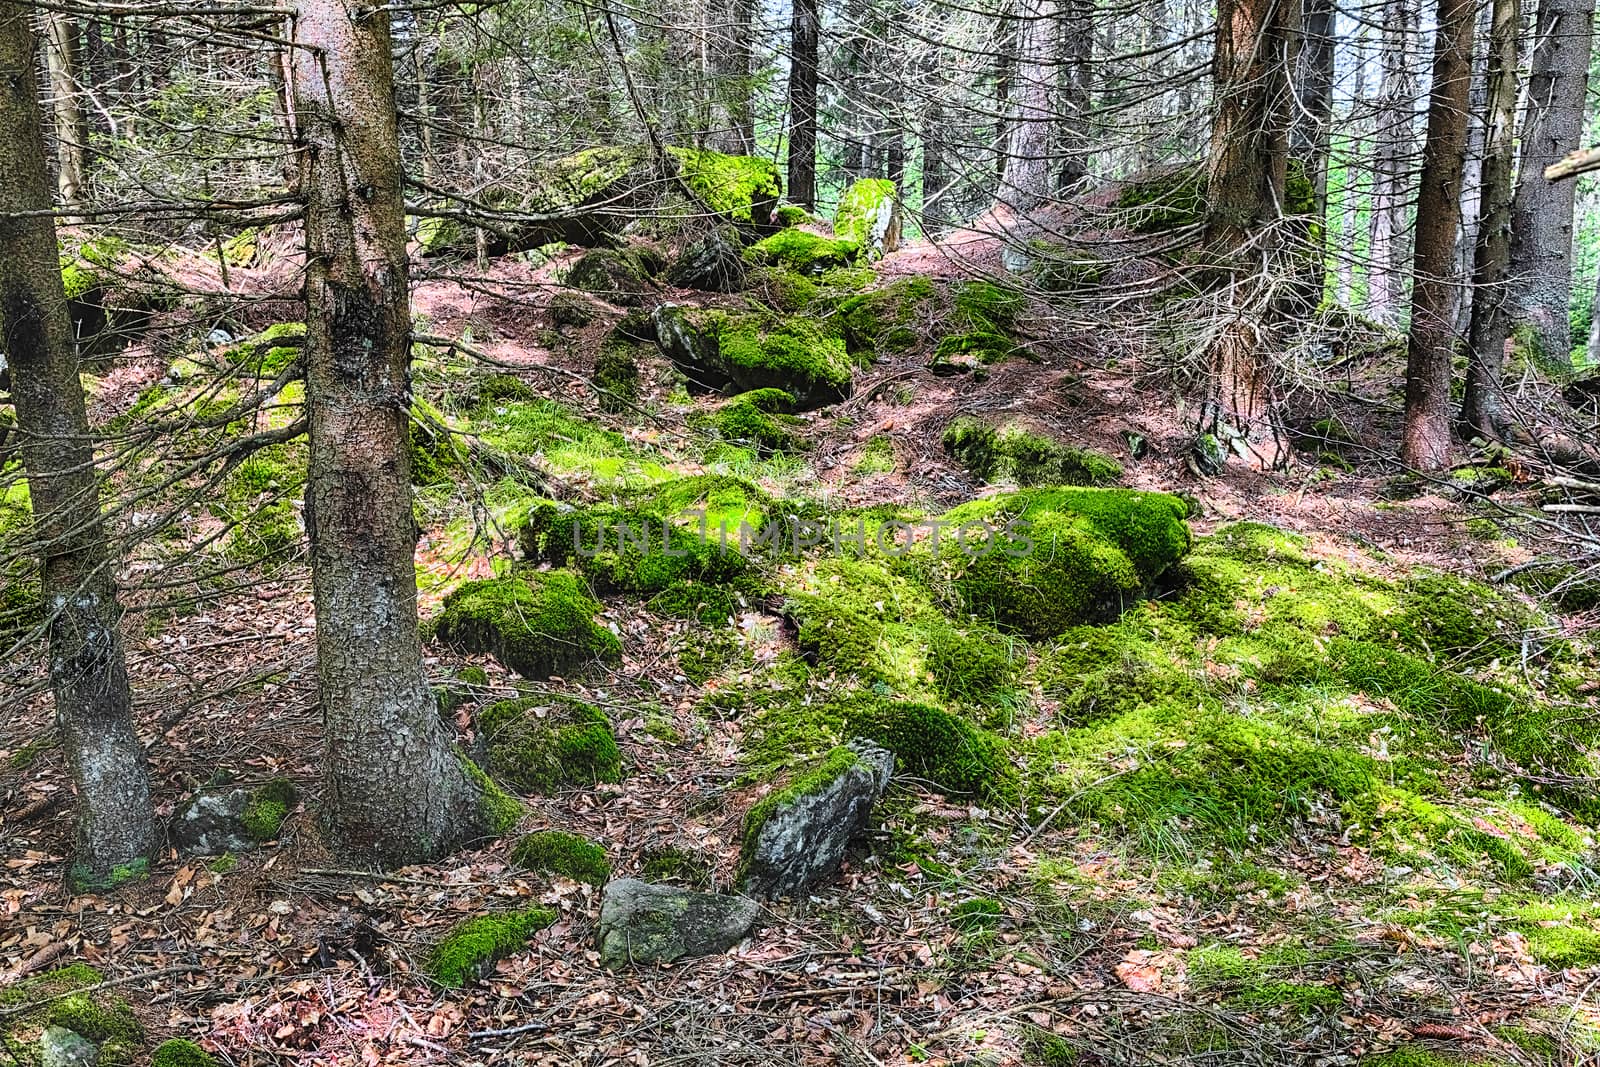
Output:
[[433, 571, 621, 679], [842, 698, 1012, 798], [151, 1039, 218, 1067], [929, 280, 1028, 373], [510, 829, 611, 885], [240, 777, 296, 842], [943, 417, 1122, 487], [520, 502, 749, 597], [0, 966, 145, 1067], [839, 276, 935, 356], [744, 229, 860, 275], [566, 246, 659, 306], [666, 146, 781, 225], [478, 696, 622, 793], [593, 339, 641, 413], [221, 322, 303, 377], [932, 488, 1191, 637], [654, 304, 855, 408], [696, 388, 801, 453], [427, 906, 558, 987], [649, 580, 741, 626]]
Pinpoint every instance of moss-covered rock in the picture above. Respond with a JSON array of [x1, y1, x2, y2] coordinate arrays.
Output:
[[695, 388, 800, 453], [931, 488, 1191, 637], [665, 146, 782, 226], [239, 778, 296, 842], [652, 304, 853, 408], [834, 178, 900, 259], [510, 829, 611, 884], [221, 322, 304, 377], [426, 906, 557, 987], [567, 246, 659, 306], [0, 965, 144, 1067], [1114, 165, 1207, 233], [519, 481, 756, 594], [841, 699, 1012, 797], [744, 266, 821, 313], [665, 226, 748, 292], [433, 571, 621, 679], [839, 276, 935, 357], [649, 580, 741, 627], [550, 290, 599, 327], [743, 229, 859, 275], [929, 280, 1029, 374], [477, 695, 622, 794], [943, 417, 1122, 487]]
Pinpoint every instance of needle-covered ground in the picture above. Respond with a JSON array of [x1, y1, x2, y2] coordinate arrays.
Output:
[[3, 179, 1599, 1067]]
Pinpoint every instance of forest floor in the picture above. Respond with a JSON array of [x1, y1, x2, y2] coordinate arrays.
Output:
[[3, 211, 1600, 1067]]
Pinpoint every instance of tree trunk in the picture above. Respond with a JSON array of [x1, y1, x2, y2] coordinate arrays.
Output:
[[999, 0, 1056, 213], [1196, 0, 1299, 469], [42, 12, 88, 211], [0, 2, 154, 891], [1293, 0, 1335, 213], [1336, 28, 1366, 307], [1369, 0, 1416, 324], [1057, 0, 1092, 190], [920, 49, 948, 233], [787, 0, 818, 209], [1506, 0, 1597, 365], [288, 0, 500, 866], [711, 0, 756, 153], [1462, 0, 1519, 437], [1453, 0, 1491, 338], [1402, 0, 1476, 470]]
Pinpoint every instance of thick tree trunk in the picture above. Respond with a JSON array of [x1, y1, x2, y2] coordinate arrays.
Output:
[[1506, 0, 1597, 364], [42, 12, 87, 210], [787, 0, 818, 209], [1368, 0, 1416, 324], [1196, 0, 1299, 469], [1401, 0, 1476, 470], [1462, 0, 1519, 437], [288, 0, 497, 866], [0, 2, 154, 891], [998, 0, 1056, 213]]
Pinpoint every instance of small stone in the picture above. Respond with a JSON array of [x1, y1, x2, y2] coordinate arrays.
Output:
[[596, 879, 759, 969], [168, 790, 255, 856], [39, 1026, 96, 1067], [739, 742, 894, 899]]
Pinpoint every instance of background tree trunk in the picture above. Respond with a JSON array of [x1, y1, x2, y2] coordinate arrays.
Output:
[[788, 0, 818, 208], [1293, 0, 1335, 213], [43, 11, 88, 210], [289, 0, 498, 867], [0, 0, 154, 891], [1506, 0, 1597, 365], [1369, 0, 1416, 324], [1402, 0, 1476, 469], [1462, 0, 1519, 437], [1197, 0, 1299, 469], [1057, 0, 1092, 190], [998, 0, 1056, 212]]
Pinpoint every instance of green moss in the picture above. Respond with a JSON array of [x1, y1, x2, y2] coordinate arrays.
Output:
[[426, 906, 558, 987], [479, 374, 537, 404], [833, 177, 898, 250], [838, 276, 935, 357], [239, 778, 296, 842], [677, 630, 741, 684], [943, 417, 1122, 487], [566, 247, 657, 305], [214, 442, 304, 562], [932, 488, 1192, 638], [715, 311, 854, 398], [221, 322, 304, 377], [150, 1039, 218, 1067], [741, 746, 863, 855], [745, 266, 821, 313], [593, 340, 640, 413], [649, 580, 741, 625], [697, 389, 800, 453], [1361, 1051, 1495, 1067], [409, 400, 468, 487], [474, 398, 646, 482], [45, 991, 143, 1055], [775, 205, 811, 227], [953, 280, 1025, 332], [458, 665, 490, 687], [510, 830, 611, 884], [842, 698, 1011, 798], [853, 435, 896, 474], [433, 571, 621, 679], [744, 229, 859, 275], [1114, 166, 1207, 232], [67, 857, 149, 894], [459, 751, 525, 833], [1392, 571, 1548, 667], [665, 146, 781, 223], [1186, 943, 1343, 1011], [478, 696, 622, 794], [949, 897, 1004, 932], [639, 845, 715, 889], [550, 290, 597, 327]]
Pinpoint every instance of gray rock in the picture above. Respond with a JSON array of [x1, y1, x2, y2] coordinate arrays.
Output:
[[666, 227, 747, 292], [738, 742, 893, 899], [169, 789, 255, 855], [596, 879, 759, 969], [39, 1027, 96, 1067]]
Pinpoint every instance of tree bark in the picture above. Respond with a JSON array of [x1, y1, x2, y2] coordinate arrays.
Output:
[[998, 0, 1056, 213], [1462, 0, 1519, 437], [42, 12, 88, 211], [288, 0, 498, 866], [1402, 0, 1476, 470], [1057, 0, 1092, 190], [1293, 0, 1335, 214], [0, 2, 154, 891], [1196, 0, 1299, 469], [1368, 0, 1416, 324], [787, 0, 818, 208], [920, 49, 948, 233], [710, 0, 756, 153], [1506, 0, 1597, 364]]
